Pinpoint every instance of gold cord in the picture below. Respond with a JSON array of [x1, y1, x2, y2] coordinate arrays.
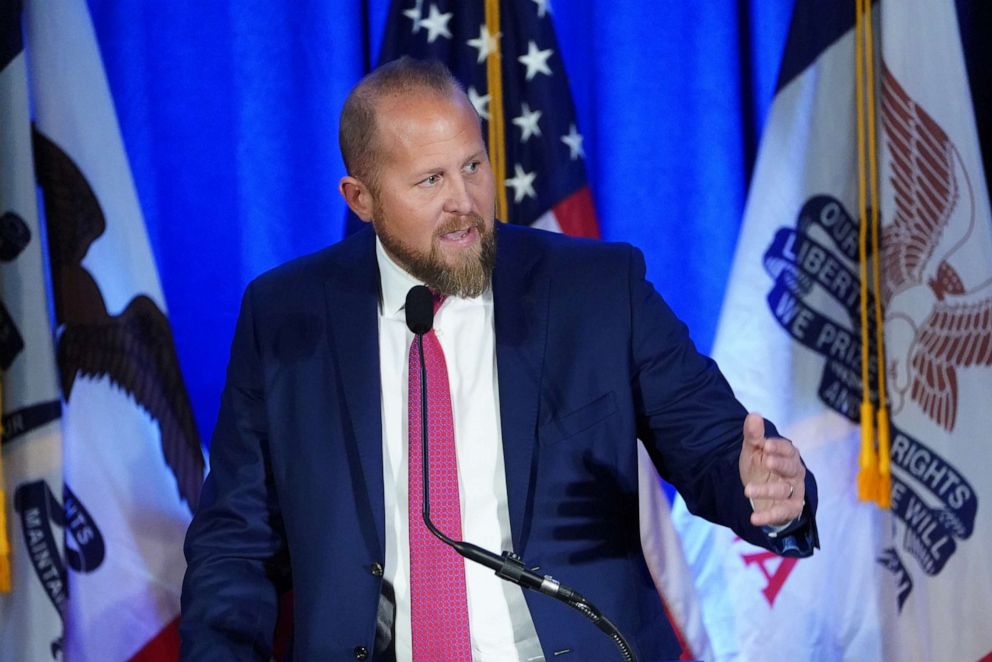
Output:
[[855, 0, 879, 504]]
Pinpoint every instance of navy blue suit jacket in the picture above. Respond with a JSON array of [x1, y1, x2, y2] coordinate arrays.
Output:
[[181, 223, 817, 661]]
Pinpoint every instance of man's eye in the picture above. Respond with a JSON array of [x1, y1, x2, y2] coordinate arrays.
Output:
[[421, 174, 441, 186], [464, 161, 480, 173]]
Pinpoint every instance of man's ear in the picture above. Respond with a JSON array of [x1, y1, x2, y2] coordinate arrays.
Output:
[[339, 176, 375, 222]]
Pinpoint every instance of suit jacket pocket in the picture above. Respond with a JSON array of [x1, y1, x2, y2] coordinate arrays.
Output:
[[539, 391, 618, 445]]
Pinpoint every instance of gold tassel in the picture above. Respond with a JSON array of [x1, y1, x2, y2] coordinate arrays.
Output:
[[854, 0, 880, 504], [858, 400, 878, 502], [0, 377, 10, 592], [861, 0, 892, 511], [0, 490, 10, 592], [876, 407, 892, 508]]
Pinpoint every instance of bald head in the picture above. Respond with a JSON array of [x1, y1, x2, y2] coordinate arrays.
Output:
[[338, 57, 475, 191]]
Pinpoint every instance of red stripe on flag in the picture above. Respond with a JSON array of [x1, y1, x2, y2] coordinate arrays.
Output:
[[655, 584, 695, 661], [552, 187, 600, 238], [128, 617, 179, 661]]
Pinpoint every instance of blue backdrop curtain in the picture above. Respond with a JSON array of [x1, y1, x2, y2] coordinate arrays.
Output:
[[82, 0, 989, 447]]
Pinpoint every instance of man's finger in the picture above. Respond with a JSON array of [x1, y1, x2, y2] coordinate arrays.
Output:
[[745, 480, 796, 500], [761, 437, 799, 458], [762, 453, 803, 479]]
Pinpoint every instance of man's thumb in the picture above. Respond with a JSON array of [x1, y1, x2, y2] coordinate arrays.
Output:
[[744, 412, 765, 447]]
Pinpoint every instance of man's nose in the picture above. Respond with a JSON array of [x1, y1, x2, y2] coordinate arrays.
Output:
[[442, 175, 472, 215]]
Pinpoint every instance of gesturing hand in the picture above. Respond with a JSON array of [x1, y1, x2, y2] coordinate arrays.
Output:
[[739, 412, 806, 528]]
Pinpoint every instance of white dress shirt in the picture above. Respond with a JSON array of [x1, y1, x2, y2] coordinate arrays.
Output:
[[375, 239, 545, 662]]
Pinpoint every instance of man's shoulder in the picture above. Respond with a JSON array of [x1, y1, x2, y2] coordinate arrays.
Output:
[[497, 222, 638, 266]]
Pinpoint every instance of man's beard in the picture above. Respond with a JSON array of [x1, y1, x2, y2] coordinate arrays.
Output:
[[373, 209, 497, 299]]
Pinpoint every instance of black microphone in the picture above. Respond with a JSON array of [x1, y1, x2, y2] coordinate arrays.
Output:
[[404, 285, 636, 662], [405, 285, 434, 335]]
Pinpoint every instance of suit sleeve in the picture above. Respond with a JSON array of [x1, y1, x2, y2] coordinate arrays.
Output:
[[626, 245, 818, 555], [180, 282, 288, 660]]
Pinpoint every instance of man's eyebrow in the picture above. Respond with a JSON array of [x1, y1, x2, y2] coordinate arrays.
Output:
[[410, 152, 485, 178], [410, 165, 443, 179]]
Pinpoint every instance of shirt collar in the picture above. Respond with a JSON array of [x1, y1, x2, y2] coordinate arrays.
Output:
[[376, 237, 422, 319]]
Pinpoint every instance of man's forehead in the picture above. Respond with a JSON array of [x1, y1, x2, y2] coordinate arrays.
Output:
[[374, 87, 474, 125], [374, 90, 485, 156]]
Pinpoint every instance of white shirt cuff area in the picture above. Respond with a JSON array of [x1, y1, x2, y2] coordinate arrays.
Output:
[[749, 498, 805, 538]]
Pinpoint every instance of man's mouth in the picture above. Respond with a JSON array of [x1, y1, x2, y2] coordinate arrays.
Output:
[[439, 225, 477, 244]]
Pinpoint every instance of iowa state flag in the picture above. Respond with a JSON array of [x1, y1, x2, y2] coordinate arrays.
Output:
[[876, 1, 992, 660], [0, 1, 206, 659], [0, 1, 65, 656], [673, 2, 888, 657], [673, 1, 992, 660]]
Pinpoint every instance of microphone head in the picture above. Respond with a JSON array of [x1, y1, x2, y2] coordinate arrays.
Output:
[[405, 285, 434, 335]]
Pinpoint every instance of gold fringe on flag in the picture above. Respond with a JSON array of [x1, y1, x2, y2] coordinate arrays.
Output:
[[854, 0, 891, 508], [484, 0, 509, 222]]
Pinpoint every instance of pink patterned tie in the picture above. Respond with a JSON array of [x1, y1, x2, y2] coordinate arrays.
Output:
[[408, 294, 472, 661]]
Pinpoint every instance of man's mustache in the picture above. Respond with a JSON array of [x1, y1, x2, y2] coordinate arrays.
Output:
[[433, 214, 486, 239]]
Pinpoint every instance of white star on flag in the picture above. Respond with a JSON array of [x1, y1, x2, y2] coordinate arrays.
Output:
[[468, 86, 491, 121], [403, 0, 424, 33], [420, 3, 453, 43], [467, 24, 501, 64], [505, 164, 537, 203], [561, 124, 585, 160], [531, 0, 551, 18], [512, 102, 543, 142], [517, 40, 553, 81]]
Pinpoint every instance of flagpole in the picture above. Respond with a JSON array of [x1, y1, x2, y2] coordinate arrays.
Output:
[[484, 0, 509, 222]]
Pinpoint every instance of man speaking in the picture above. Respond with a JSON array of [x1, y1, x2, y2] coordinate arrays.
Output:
[[180, 58, 818, 661]]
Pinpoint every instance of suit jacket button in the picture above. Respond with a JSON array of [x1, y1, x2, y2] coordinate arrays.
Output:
[[370, 562, 384, 577], [353, 645, 369, 660]]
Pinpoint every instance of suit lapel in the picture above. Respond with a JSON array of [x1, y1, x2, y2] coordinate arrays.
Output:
[[493, 225, 549, 555], [322, 228, 385, 557]]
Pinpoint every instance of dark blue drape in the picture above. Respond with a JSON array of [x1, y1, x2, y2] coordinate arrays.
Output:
[[82, 0, 989, 446]]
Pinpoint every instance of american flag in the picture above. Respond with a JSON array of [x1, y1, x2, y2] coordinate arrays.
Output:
[[379, 0, 598, 237]]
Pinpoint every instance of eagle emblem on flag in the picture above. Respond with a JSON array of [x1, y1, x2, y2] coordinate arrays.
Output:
[[31, 129, 205, 509], [880, 65, 992, 433]]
